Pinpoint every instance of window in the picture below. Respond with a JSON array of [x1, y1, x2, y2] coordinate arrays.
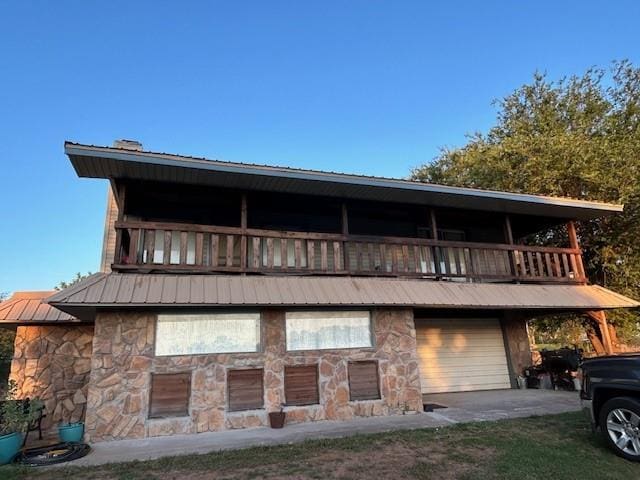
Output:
[[227, 368, 264, 411], [155, 313, 260, 356], [348, 361, 380, 401], [149, 372, 191, 418], [284, 365, 319, 406], [285, 311, 372, 351]]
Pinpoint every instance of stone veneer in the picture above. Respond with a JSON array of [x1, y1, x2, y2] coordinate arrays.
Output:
[[10, 325, 94, 433], [85, 308, 423, 442]]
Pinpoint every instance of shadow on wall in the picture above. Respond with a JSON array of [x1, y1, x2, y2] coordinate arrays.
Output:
[[9, 325, 94, 432]]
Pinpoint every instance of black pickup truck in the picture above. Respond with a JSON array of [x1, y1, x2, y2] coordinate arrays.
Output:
[[580, 354, 640, 461]]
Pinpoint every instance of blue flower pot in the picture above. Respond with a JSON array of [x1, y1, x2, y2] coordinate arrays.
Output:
[[0, 432, 23, 465], [58, 423, 84, 443]]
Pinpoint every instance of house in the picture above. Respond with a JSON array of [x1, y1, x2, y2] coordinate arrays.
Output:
[[2, 139, 638, 442]]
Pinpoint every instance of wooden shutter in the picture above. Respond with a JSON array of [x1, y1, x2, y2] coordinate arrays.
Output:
[[228, 368, 264, 411], [284, 365, 319, 406], [348, 361, 380, 401], [149, 372, 191, 418]]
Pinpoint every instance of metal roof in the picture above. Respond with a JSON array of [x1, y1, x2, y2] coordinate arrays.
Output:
[[46, 273, 639, 319], [64, 142, 623, 220], [0, 291, 82, 325]]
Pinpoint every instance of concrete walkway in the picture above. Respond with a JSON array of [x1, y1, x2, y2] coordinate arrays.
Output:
[[64, 389, 580, 467]]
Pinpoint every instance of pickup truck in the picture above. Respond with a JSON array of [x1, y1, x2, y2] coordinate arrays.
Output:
[[580, 354, 640, 461]]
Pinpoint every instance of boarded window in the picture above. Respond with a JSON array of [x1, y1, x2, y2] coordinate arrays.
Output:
[[348, 361, 380, 401], [228, 368, 264, 411], [149, 372, 191, 418], [284, 365, 319, 406]]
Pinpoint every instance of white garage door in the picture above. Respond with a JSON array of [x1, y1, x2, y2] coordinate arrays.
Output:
[[416, 318, 511, 394]]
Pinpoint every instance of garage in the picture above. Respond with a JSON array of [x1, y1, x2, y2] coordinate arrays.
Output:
[[416, 318, 511, 394]]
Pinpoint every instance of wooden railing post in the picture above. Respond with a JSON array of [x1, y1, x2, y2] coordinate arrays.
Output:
[[567, 221, 586, 283], [114, 227, 123, 264]]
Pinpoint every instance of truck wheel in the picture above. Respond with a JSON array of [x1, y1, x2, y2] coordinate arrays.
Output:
[[599, 397, 640, 461]]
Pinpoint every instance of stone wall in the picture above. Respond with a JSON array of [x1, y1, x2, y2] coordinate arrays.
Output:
[[10, 325, 94, 432], [501, 313, 532, 387], [85, 308, 423, 442]]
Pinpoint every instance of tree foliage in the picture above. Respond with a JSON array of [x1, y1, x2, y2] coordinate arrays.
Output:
[[412, 61, 640, 346], [0, 293, 15, 389], [55, 272, 93, 291]]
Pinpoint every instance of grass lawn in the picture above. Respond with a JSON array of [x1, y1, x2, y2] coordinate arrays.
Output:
[[1, 411, 638, 480]]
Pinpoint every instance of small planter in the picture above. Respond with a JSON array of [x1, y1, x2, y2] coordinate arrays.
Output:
[[0, 432, 23, 465], [268, 411, 286, 429], [58, 422, 84, 443]]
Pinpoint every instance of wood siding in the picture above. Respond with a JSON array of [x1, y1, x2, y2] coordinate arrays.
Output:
[[149, 372, 191, 418], [348, 361, 380, 401], [284, 365, 319, 406], [227, 368, 264, 411], [100, 185, 119, 273]]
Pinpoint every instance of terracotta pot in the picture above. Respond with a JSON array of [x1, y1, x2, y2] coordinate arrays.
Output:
[[268, 411, 286, 429]]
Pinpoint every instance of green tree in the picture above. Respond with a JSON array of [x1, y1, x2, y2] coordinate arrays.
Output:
[[0, 293, 15, 388], [55, 272, 93, 291], [412, 61, 640, 351]]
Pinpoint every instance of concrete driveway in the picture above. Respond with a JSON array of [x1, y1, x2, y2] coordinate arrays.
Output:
[[423, 388, 580, 423], [64, 389, 580, 467]]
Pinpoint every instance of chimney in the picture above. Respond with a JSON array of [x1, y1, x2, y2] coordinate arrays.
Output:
[[113, 139, 143, 151]]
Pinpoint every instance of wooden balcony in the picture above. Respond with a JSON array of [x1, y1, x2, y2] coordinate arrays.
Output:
[[112, 220, 587, 284]]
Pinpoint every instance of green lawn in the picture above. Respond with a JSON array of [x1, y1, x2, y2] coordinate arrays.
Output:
[[1, 412, 638, 480]]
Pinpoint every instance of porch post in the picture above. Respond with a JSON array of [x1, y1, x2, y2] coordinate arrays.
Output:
[[504, 214, 514, 244], [342, 203, 349, 271], [586, 310, 615, 355], [504, 215, 518, 280], [500, 311, 532, 388], [430, 208, 442, 277], [240, 194, 247, 271]]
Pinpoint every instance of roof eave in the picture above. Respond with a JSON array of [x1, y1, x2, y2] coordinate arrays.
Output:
[[64, 142, 625, 220]]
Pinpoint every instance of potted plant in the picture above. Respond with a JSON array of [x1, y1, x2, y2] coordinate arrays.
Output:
[[0, 381, 42, 465], [58, 422, 84, 443], [58, 403, 85, 443], [268, 404, 286, 429]]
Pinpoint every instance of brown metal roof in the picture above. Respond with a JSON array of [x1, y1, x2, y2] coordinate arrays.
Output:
[[0, 291, 82, 325], [64, 142, 623, 220], [46, 274, 639, 317]]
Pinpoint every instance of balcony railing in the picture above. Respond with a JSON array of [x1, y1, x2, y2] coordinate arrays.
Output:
[[112, 220, 586, 284]]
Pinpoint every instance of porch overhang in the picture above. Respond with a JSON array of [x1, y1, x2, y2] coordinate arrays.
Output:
[[45, 273, 639, 321], [64, 142, 623, 220]]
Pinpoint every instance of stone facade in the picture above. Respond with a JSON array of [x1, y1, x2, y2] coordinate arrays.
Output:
[[501, 313, 532, 387], [10, 325, 94, 433], [85, 308, 423, 442]]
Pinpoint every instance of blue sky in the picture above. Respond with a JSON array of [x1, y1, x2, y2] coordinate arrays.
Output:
[[1, 1, 639, 294]]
